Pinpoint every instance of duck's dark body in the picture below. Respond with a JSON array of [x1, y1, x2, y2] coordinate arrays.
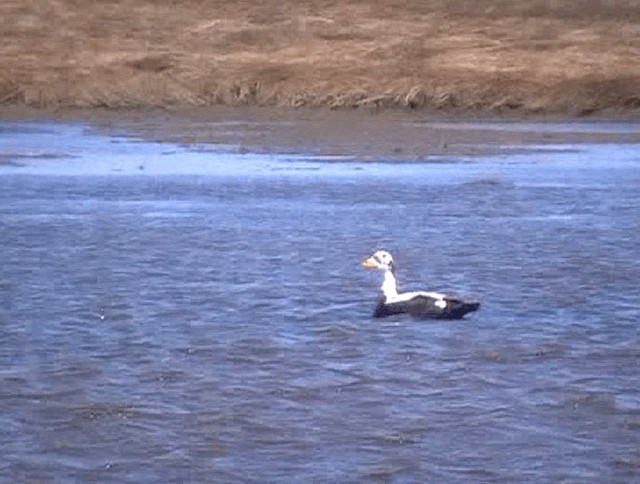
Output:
[[373, 294, 480, 320]]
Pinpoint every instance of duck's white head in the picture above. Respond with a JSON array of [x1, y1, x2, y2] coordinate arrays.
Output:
[[362, 250, 395, 272], [363, 250, 398, 298]]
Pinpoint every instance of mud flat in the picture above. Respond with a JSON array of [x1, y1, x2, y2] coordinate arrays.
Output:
[[1, 0, 640, 117], [3, 107, 640, 165]]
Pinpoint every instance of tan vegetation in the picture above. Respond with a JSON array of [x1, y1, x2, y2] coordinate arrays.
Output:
[[1, 0, 640, 115]]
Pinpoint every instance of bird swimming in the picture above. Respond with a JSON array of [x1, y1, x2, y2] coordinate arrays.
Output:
[[362, 250, 480, 320]]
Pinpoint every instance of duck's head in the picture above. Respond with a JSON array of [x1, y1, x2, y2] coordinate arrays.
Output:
[[362, 250, 395, 272]]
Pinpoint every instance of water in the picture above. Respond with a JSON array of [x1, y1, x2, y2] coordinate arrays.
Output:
[[1, 119, 639, 482]]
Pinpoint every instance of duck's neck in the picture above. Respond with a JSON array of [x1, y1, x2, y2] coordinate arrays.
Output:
[[381, 269, 399, 299]]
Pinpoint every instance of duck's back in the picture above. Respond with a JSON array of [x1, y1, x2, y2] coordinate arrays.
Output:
[[374, 293, 480, 320]]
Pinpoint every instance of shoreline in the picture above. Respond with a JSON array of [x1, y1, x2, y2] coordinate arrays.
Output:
[[3, 106, 640, 164], [2, 1, 640, 118]]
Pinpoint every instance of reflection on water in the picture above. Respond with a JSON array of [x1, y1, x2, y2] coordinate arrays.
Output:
[[1, 120, 639, 482]]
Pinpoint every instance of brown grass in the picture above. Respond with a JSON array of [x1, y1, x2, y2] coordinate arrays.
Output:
[[1, 0, 640, 115]]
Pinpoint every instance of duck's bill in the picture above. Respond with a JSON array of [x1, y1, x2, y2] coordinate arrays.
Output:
[[362, 257, 378, 269]]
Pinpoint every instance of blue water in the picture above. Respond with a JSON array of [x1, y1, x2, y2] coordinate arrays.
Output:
[[1, 120, 639, 482]]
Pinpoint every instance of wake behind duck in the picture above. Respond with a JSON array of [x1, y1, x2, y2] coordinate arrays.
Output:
[[362, 250, 480, 320]]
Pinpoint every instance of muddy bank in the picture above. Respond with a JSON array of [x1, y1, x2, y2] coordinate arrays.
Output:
[[6, 106, 638, 163], [1, 0, 640, 116]]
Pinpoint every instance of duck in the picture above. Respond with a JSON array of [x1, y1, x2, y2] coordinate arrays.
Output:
[[362, 250, 480, 320]]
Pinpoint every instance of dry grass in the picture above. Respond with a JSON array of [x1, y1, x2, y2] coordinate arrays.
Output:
[[1, 0, 639, 115]]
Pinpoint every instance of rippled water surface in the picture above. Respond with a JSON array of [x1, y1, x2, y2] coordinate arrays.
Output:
[[1, 119, 639, 482]]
